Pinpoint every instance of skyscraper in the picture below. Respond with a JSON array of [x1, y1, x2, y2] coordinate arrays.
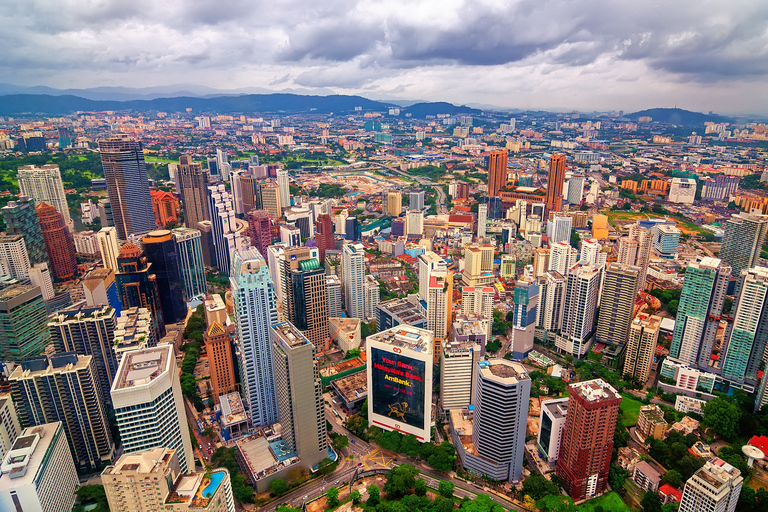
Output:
[[467, 360, 531, 482], [0, 395, 21, 462], [386, 192, 402, 216], [142, 230, 187, 324], [720, 210, 768, 276], [548, 214, 572, 244], [230, 248, 279, 427], [204, 321, 238, 401], [208, 183, 244, 275], [276, 169, 291, 209], [248, 209, 273, 258], [326, 274, 342, 318], [487, 150, 508, 196], [545, 154, 567, 215], [566, 173, 585, 205], [410, 190, 425, 211], [0, 284, 50, 362], [669, 258, 730, 367], [721, 267, 768, 383], [271, 322, 329, 469], [622, 314, 662, 383], [289, 258, 330, 348], [178, 154, 210, 230], [557, 379, 621, 500], [511, 278, 538, 359], [81, 267, 122, 315], [596, 263, 642, 345], [562, 265, 601, 357], [536, 271, 566, 332], [48, 304, 118, 407], [343, 243, 366, 320], [617, 222, 653, 288], [36, 202, 77, 280], [315, 213, 334, 262], [98, 135, 155, 240], [0, 422, 79, 512], [173, 227, 207, 301], [0, 235, 30, 279], [17, 164, 71, 226], [678, 459, 743, 512], [10, 353, 115, 470], [115, 243, 166, 340], [548, 241, 577, 275], [418, 251, 447, 300], [259, 181, 282, 219], [427, 271, 453, 347], [1, 197, 47, 265], [477, 204, 487, 239], [96, 226, 120, 272], [111, 344, 195, 473], [364, 274, 380, 322]]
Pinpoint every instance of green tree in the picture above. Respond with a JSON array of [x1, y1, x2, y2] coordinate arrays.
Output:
[[384, 464, 419, 498], [660, 469, 683, 488], [438, 480, 454, 498], [640, 491, 662, 512], [326, 487, 340, 508], [427, 441, 456, 472], [521, 474, 560, 501], [75, 485, 109, 512], [332, 434, 349, 450], [703, 397, 742, 440], [608, 463, 628, 490], [415, 478, 428, 496], [367, 484, 380, 506], [350, 490, 362, 505], [536, 494, 577, 512], [269, 478, 289, 496]]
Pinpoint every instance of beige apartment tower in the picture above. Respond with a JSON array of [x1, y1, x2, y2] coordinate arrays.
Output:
[[623, 314, 661, 383]]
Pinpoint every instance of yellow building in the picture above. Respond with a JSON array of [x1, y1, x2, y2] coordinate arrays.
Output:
[[637, 405, 668, 441], [592, 214, 609, 240]]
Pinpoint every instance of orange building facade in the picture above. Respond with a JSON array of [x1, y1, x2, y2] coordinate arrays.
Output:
[[36, 202, 78, 280], [150, 190, 180, 227]]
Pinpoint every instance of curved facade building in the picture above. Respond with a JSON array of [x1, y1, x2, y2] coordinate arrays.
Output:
[[36, 202, 77, 280]]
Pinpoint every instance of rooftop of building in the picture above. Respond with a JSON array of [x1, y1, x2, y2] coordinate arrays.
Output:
[[695, 458, 741, 488], [0, 422, 61, 490], [237, 433, 298, 481], [49, 303, 113, 324], [102, 447, 175, 476], [367, 324, 433, 355], [0, 283, 38, 301], [219, 392, 248, 427], [452, 316, 488, 338], [639, 405, 668, 425], [329, 317, 361, 337], [479, 359, 529, 382], [272, 321, 310, 347], [542, 397, 569, 419], [113, 344, 172, 390], [569, 378, 621, 402], [330, 371, 367, 404], [14, 353, 91, 376]]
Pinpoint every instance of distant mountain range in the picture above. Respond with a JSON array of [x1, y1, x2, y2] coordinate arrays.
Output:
[[0, 92, 486, 118], [626, 108, 732, 126]]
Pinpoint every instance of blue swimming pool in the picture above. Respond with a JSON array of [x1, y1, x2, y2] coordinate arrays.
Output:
[[202, 471, 225, 498]]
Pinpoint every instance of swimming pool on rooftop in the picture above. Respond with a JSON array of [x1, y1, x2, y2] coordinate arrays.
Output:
[[202, 471, 225, 498]]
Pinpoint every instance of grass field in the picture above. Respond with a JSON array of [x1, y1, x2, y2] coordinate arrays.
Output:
[[619, 393, 644, 427], [601, 209, 708, 235], [578, 491, 631, 511], [144, 155, 177, 163]]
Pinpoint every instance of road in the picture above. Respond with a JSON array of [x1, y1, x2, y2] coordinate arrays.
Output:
[[369, 160, 449, 215], [183, 396, 217, 466]]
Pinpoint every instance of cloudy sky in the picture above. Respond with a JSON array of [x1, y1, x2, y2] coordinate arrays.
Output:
[[2, 0, 768, 113]]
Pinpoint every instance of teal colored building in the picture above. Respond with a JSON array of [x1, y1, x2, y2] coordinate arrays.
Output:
[[722, 267, 768, 382]]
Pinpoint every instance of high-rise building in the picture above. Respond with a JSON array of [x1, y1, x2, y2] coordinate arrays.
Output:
[[537, 271, 566, 332], [149, 190, 180, 227], [464, 360, 530, 482], [0, 235, 30, 279], [205, 320, 238, 401], [566, 173, 585, 205], [326, 275, 342, 318], [623, 314, 661, 383], [427, 271, 453, 354], [461, 286, 494, 322], [315, 213, 334, 263], [208, 184, 245, 275], [386, 192, 402, 216], [462, 244, 495, 287], [410, 190, 425, 211], [102, 448, 235, 512], [111, 344, 195, 473], [557, 379, 621, 500], [0, 422, 79, 512], [512, 278, 538, 359], [271, 322, 329, 469], [113, 307, 156, 366], [259, 181, 282, 219], [701, 175, 740, 202], [670, 258, 730, 367], [96, 226, 120, 271], [99, 135, 155, 240], [537, 398, 568, 463], [0, 284, 49, 362], [2, 197, 47, 265], [441, 335, 482, 410], [288, 258, 330, 348], [678, 459, 743, 512], [342, 243, 365, 320], [173, 227, 207, 301], [548, 214, 572, 244], [721, 267, 768, 383], [10, 353, 115, 470], [142, 230, 187, 324], [17, 164, 71, 227], [720, 211, 768, 276], [276, 169, 291, 209], [548, 241, 577, 275], [364, 274, 380, 322], [230, 248, 279, 427], [596, 263, 641, 345], [81, 267, 122, 314], [477, 204, 487, 239], [98, 198, 114, 228], [115, 243, 166, 339], [248, 209, 273, 258], [36, 202, 77, 280], [487, 150, 508, 196], [367, 325, 434, 442], [668, 177, 697, 204], [178, 154, 210, 230], [280, 224, 301, 247], [561, 265, 601, 357], [418, 251, 447, 300], [28, 262, 54, 301], [652, 224, 681, 259], [545, 154, 567, 215], [0, 395, 21, 462], [48, 304, 118, 407], [406, 209, 423, 236]]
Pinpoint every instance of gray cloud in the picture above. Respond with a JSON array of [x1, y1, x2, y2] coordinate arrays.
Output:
[[0, 0, 766, 112]]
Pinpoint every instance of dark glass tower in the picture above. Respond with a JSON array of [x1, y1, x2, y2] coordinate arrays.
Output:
[[1, 196, 48, 265], [141, 230, 187, 325], [115, 243, 165, 339]]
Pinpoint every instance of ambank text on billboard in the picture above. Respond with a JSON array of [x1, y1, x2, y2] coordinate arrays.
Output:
[[370, 347, 426, 430]]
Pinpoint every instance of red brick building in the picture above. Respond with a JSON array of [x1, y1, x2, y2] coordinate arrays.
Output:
[[150, 190, 180, 227], [36, 202, 77, 280]]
